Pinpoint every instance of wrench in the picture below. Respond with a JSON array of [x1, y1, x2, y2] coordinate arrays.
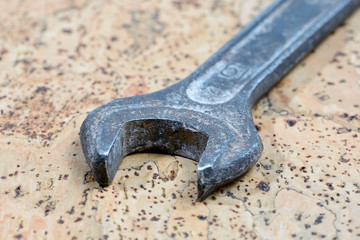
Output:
[[80, 0, 360, 201]]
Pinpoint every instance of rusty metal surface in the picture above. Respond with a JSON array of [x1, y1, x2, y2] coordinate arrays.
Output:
[[80, 0, 360, 201]]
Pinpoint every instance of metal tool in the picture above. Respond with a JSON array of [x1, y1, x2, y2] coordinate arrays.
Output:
[[80, 0, 360, 201]]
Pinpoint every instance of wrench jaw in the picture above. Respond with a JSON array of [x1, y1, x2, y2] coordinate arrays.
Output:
[[196, 125, 264, 201], [80, 98, 213, 187], [80, 108, 119, 186], [80, 93, 264, 201]]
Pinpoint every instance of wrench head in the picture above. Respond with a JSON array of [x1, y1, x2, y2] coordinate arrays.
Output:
[[80, 94, 263, 201]]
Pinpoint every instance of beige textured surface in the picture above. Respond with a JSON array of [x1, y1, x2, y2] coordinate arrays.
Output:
[[0, 0, 359, 239]]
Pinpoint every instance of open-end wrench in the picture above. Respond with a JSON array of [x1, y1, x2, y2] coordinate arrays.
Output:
[[80, 0, 360, 201]]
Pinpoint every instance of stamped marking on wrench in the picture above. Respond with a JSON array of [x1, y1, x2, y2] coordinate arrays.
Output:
[[187, 63, 249, 104], [80, 0, 360, 201]]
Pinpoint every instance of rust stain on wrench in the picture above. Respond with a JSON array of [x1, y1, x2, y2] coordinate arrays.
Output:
[[80, 0, 360, 201]]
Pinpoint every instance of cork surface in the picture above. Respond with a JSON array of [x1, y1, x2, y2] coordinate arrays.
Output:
[[0, 0, 360, 239]]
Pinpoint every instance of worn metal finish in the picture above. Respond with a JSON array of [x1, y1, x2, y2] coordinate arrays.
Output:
[[80, 0, 360, 201]]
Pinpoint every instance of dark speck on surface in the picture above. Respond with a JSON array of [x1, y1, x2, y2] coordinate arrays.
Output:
[[257, 181, 270, 192], [286, 120, 297, 127]]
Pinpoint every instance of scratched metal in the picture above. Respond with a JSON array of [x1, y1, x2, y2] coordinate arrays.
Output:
[[80, 0, 360, 201]]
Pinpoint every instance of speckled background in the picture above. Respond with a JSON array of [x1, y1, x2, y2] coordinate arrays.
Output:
[[0, 0, 359, 239]]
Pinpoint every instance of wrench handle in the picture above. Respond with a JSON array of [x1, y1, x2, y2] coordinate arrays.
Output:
[[185, 0, 360, 106]]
